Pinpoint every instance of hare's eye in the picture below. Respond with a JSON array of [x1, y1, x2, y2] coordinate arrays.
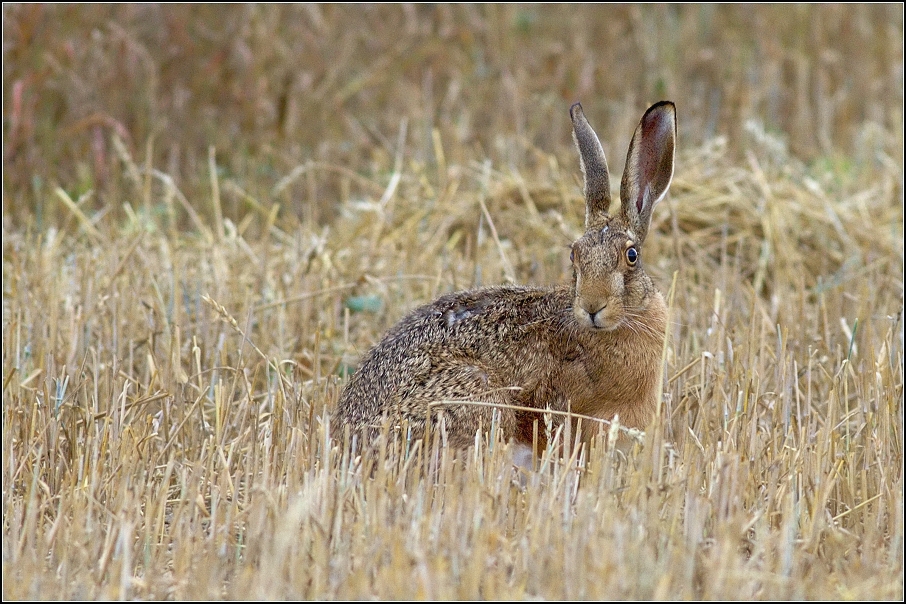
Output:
[[626, 246, 639, 265], [570, 247, 575, 263]]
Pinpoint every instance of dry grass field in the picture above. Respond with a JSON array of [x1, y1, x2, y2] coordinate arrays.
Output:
[[2, 5, 904, 599]]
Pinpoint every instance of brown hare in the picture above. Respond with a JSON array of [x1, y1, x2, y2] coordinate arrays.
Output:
[[335, 101, 676, 450]]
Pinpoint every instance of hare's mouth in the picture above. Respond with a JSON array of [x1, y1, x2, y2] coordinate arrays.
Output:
[[573, 305, 622, 331], [589, 321, 621, 332]]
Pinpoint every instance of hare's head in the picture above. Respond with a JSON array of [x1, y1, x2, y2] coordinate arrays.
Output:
[[568, 102, 676, 331]]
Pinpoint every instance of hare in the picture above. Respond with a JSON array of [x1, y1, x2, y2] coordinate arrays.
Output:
[[335, 101, 676, 450]]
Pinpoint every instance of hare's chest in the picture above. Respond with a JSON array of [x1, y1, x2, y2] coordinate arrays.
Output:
[[556, 339, 657, 414]]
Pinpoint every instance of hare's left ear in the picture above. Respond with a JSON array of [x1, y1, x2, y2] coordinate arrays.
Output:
[[619, 101, 676, 245]]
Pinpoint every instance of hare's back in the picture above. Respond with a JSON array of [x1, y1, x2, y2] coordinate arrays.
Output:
[[384, 284, 569, 354]]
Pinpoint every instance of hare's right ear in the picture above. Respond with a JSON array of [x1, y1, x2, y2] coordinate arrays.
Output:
[[570, 103, 611, 229], [619, 101, 676, 245]]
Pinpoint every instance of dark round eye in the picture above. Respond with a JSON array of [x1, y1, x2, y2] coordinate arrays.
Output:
[[626, 246, 638, 265]]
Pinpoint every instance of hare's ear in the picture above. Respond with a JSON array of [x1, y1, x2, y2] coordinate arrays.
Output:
[[570, 103, 611, 229], [619, 101, 676, 245]]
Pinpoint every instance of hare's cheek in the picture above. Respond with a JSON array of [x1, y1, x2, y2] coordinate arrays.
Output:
[[622, 267, 642, 291]]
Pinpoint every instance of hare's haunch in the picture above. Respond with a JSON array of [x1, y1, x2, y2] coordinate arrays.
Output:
[[336, 102, 677, 449]]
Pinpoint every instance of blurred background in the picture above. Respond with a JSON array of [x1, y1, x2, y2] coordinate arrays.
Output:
[[2, 4, 903, 228]]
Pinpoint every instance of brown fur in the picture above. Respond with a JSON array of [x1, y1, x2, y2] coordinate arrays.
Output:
[[335, 102, 677, 449]]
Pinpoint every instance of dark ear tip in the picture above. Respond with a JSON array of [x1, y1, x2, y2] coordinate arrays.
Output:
[[645, 100, 676, 118], [569, 102, 584, 121]]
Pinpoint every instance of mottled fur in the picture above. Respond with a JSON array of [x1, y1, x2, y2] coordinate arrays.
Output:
[[336, 102, 677, 449]]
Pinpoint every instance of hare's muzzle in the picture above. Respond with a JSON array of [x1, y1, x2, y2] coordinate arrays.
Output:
[[573, 299, 621, 331]]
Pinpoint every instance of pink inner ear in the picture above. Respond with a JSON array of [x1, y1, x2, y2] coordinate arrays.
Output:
[[636, 184, 650, 213], [635, 110, 671, 213]]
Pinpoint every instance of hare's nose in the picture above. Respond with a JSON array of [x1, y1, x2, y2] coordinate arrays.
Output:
[[581, 302, 607, 326]]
